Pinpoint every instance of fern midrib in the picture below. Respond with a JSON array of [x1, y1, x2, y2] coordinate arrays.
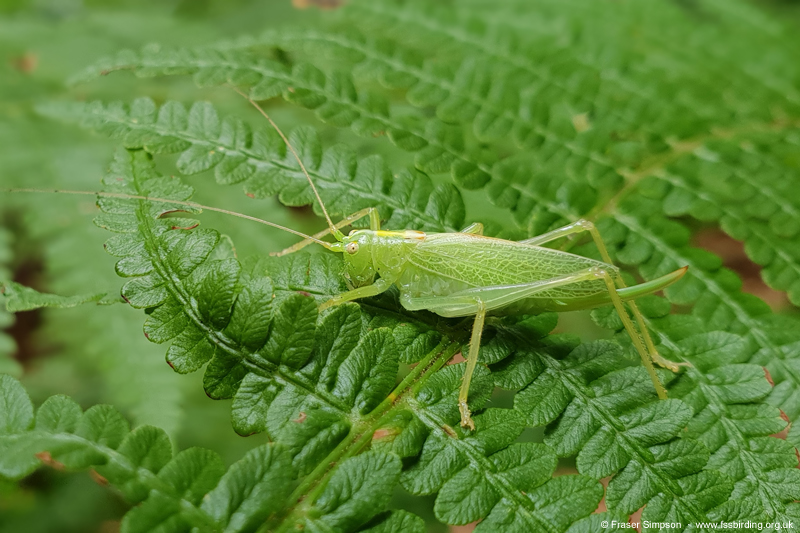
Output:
[[268, 340, 460, 532], [653, 330, 785, 520], [409, 403, 561, 533], [88, 102, 458, 232]]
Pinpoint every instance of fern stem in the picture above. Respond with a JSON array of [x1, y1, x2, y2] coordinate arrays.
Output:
[[266, 340, 460, 532]]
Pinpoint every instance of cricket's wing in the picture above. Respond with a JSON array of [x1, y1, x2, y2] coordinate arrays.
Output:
[[398, 233, 609, 301]]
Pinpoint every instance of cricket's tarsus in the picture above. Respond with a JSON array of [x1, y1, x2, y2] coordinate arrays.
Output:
[[4, 90, 690, 430]]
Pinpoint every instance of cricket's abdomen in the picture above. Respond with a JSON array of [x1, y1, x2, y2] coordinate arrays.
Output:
[[394, 233, 611, 316]]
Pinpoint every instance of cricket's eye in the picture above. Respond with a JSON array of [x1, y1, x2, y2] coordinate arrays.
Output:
[[345, 242, 359, 255]]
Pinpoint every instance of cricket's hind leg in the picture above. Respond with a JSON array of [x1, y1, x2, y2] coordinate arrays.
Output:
[[522, 220, 688, 383], [594, 268, 669, 399], [272, 207, 382, 256]]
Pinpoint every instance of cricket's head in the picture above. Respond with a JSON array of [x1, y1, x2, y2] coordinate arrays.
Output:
[[330, 229, 423, 288], [329, 230, 377, 287]]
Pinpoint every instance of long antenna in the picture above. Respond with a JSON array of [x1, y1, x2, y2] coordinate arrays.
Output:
[[2, 188, 335, 250], [232, 87, 344, 240]]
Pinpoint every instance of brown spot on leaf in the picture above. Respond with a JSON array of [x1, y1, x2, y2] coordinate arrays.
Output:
[[764, 367, 775, 387], [372, 428, 394, 440], [447, 352, 465, 365], [292, 412, 307, 423], [772, 410, 790, 440], [35, 452, 65, 470], [171, 223, 200, 231], [90, 469, 109, 486]]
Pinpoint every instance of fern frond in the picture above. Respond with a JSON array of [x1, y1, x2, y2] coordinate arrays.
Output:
[[330, 0, 800, 306], [592, 290, 800, 523], [39, 98, 465, 232], [65, 12, 800, 322], [93, 147, 450, 486], [88, 147, 678, 531], [69, 48, 533, 196], [597, 201, 800, 445], [400, 367, 604, 531], [501, 335, 738, 525], [76, 145, 793, 529], [8, 0, 800, 529], [669, 334, 800, 524], [0, 374, 420, 533]]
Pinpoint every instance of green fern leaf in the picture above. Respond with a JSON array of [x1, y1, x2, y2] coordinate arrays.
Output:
[[199, 444, 294, 533], [90, 148, 444, 480], [597, 303, 800, 522], [87, 147, 639, 532], [8, 0, 800, 529], [301, 451, 401, 532], [1, 280, 109, 312], [83, 145, 794, 529], [243, 1, 800, 437]]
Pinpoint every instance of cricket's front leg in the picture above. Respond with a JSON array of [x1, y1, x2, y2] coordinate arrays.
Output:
[[459, 300, 487, 431], [319, 277, 393, 311]]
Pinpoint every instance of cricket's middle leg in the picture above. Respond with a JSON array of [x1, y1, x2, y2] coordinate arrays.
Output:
[[459, 300, 487, 430]]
